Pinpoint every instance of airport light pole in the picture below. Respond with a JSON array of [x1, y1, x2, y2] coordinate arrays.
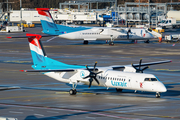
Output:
[[20, 0, 22, 27], [7, 0, 8, 11]]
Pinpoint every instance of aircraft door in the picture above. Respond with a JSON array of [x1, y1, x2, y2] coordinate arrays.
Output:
[[128, 77, 132, 88]]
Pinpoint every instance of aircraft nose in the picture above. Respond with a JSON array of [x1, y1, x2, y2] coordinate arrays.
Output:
[[157, 82, 167, 92]]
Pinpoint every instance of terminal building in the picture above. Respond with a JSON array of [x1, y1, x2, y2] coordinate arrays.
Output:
[[1, 0, 180, 27]]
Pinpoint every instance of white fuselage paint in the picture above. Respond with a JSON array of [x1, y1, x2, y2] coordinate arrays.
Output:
[[44, 68, 167, 93], [59, 27, 154, 41]]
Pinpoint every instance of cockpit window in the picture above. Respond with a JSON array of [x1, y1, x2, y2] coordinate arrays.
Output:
[[144, 78, 157, 81]]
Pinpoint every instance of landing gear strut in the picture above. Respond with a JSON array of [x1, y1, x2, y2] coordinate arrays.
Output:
[[156, 92, 161, 98], [109, 35, 114, 46], [69, 83, 77, 95]]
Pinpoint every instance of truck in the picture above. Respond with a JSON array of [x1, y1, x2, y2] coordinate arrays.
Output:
[[158, 18, 180, 29], [165, 34, 180, 43], [52, 11, 103, 25], [0, 26, 25, 33]]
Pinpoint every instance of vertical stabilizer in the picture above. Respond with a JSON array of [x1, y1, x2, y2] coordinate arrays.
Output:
[[36, 8, 59, 35], [27, 33, 47, 67]]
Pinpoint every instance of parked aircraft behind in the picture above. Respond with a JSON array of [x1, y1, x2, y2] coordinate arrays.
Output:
[[7, 34, 171, 98], [36, 8, 154, 45]]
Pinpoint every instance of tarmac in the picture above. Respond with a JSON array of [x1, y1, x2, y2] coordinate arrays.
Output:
[[0, 26, 180, 120]]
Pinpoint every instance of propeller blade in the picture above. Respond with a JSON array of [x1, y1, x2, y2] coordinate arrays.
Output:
[[96, 71, 103, 74], [93, 61, 97, 71], [94, 77, 100, 85], [89, 78, 93, 88], [83, 75, 90, 79], [139, 58, 142, 70], [85, 65, 91, 72], [142, 66, 149, 72]]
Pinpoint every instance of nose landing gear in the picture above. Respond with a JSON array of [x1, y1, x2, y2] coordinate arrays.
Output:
[[156, 92, 161, 98]]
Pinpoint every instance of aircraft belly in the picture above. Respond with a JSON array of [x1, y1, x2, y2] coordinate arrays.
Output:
[[44, 72, 70, 83], [59, 32, 82, 40]]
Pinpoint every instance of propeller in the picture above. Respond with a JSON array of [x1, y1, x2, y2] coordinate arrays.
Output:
[[83, 62, 103, 88], [131, 58, 149, 73]]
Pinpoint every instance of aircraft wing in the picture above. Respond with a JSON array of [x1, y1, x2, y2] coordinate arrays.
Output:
[[132, 60, 172, 67], [112, 60, 172, 70]]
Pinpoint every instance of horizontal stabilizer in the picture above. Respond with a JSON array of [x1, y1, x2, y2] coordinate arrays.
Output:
[[20, 69, 75, 72], [7, 34, 57, 39]]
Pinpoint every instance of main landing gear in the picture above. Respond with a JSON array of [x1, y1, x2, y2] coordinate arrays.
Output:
[[83, 40, 89, 45], [156, 92, 161, 98], [144, 39, 150, 43], [69, 83, 77, 95], [116, 88, 123, 92], [109, 35, 115, 46]]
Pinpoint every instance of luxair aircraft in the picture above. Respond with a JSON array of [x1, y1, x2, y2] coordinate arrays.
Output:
[[8, 33, 171, 98], [36, 8, 154, 45]]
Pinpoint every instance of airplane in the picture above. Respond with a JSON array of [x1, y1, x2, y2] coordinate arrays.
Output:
[[7, 33, 171, 98], [36, 8, 155, 45]]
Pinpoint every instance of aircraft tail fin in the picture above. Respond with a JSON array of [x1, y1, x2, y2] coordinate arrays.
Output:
[[7, 34, 85, 70], [36, 8, 59, 35], [27, 33, 47, 67]]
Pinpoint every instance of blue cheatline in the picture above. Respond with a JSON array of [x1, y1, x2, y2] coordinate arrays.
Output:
[[30, 50, 85, 70], [40, 20, 91, 35]]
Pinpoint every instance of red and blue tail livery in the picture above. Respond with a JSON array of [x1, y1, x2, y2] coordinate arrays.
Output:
[[7, 34, 171, 97]]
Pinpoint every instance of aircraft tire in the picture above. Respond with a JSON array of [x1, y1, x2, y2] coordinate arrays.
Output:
[[116, 88, 123, 92], [109, 42, 114, 46], [156, 92, 160, 98], [144, 40, 149, 43], [69, 89, 77, 95], [83, 40, 89, 44]]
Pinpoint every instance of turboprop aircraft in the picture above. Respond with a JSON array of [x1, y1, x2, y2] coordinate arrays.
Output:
[[7, 33, 171, 98], [36, 8, 154, 45]]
